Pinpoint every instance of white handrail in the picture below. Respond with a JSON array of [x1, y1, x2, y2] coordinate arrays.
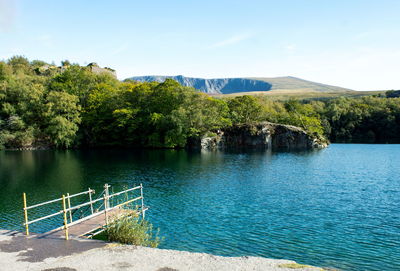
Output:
[[25, 197, 62, 210], [107, 185, 141, 198], [24, 189, 95, 210], [66, 189, 95, 200], [107, 196, 143, 211], [61, 187, 141, 213], [23, 184, 146, 239], [65, 197, 104, 213], [23, 189, 97, 228], [24, 210, 64, 225]]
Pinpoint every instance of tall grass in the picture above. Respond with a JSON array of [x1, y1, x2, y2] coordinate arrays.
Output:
[[106, 214, 162, 248]]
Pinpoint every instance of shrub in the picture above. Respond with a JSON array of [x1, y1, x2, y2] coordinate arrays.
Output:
[[106, 214, 162, 248], [204, 131, 217, 138]]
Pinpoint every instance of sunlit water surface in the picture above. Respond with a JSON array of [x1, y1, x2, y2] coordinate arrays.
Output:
[[0, 144, 399, 271]]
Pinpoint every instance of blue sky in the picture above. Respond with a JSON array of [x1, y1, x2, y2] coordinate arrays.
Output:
[[1, 0, 399, 90]]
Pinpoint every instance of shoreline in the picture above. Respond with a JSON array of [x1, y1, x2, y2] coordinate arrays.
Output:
[[0, 230, 324, 271]]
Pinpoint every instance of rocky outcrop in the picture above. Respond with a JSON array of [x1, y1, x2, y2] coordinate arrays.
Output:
[[87, 63, 117, 78], [198, 122, 328, 150], [128, 75, 271, 94]]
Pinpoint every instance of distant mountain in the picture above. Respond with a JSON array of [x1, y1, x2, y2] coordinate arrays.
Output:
[[127, 75, 271, 94], [250, 76, 353, 93], [127, 75, 353, 95]]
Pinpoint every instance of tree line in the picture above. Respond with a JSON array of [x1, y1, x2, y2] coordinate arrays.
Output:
[[1, 56, 399, 149]]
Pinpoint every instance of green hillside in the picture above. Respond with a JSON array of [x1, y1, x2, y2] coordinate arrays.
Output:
[[249, 76, 353, 92], [215, 89, 385, 101]]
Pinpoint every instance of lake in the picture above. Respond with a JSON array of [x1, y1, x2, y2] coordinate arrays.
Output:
[[0, 144, 399, 271]]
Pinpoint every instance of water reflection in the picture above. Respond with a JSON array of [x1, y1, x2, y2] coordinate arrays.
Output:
[[1, 146, 400, 271]]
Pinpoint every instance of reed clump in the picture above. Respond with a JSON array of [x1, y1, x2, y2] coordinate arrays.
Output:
[[106, 214, 162, 248]]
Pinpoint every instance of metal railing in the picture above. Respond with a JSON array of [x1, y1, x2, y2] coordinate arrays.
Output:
[[22, 184, 146, 240], [22, 188, 95, 235]]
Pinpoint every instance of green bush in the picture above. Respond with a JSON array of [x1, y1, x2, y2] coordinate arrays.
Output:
[[106, 215, 162, 248], [204, 131, 217, 137]]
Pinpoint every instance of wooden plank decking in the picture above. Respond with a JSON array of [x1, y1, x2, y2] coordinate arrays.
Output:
[[40, 208, 134, 239]]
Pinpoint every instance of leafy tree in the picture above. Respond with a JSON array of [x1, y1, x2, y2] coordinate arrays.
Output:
[[0, 62, 12, 81], [61, 60, 71, 66], [282, 99, 324, 136], [227, 95, 263, 124], [30, 60, 49, 68], [2, 55, 400, 149], [44, 91, 81, 148], [7, 56, 31, 75]]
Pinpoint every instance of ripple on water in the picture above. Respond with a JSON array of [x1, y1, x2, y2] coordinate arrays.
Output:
[[1, 145, 400, 271]]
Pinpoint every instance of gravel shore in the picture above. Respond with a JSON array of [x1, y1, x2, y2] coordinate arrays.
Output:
[[0, 230, 323, 271]]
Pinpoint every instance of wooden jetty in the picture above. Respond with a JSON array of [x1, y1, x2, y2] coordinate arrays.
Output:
[[22, 184, 148, 240]]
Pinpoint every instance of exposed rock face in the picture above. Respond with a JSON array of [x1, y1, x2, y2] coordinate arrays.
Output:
[[198, 122, 328, 150], [128, 75, 271, 94], [87, 63, 117, 78]]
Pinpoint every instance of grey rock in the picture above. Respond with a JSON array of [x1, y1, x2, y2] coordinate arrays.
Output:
[[128, 75, 271, 94], [87, 63, 117, 78], [197, 122, 328, 150]]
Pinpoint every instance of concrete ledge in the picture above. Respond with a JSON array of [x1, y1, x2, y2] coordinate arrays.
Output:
[[0, 230, 323, 271]]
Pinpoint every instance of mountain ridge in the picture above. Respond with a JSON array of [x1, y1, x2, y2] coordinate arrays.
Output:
[[127, 75, 353, 95]]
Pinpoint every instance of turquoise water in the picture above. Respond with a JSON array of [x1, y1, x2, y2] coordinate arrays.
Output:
[[0, 145, 399, 271]]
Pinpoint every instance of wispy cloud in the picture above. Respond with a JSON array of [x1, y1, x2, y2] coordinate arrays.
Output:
[[284, 44, 296, 52], [111, 42, 130, 56], [209, 33, 253, 49], [354, 31, 371, 40]]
